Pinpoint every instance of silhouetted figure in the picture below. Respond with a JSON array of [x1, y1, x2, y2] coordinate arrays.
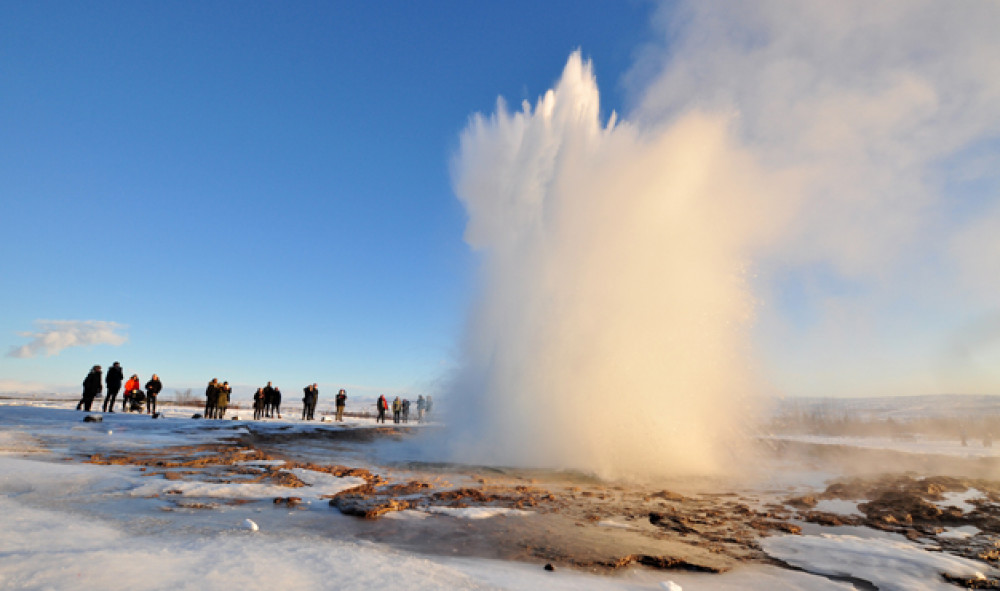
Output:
[[302, 384, 318, 420], [77, 365, 102, 412], [103, 361, 123, 412], [376, 395, 388, 424], [402, 398, 410, 423], [417, 395, 425, 422], [335, 389, 347, 421], [205, 378, 220, 419], [392, 396, 402, 424], [253, 388, 264, 420], [273, 387, 282, 419], [217, 381, 230, 419], [262, 382, 275, 418], [145, 374, 162, 414]]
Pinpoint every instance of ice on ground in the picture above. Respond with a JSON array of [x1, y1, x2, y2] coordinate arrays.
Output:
[[422, 506, 533, 519], [812, 499, 863, 516], [236, 459, 286, 466], [762, 533, 998, 591], [599, 519, 635, 529], [938, 525, 982, 539], [383, 509, 432, 521], [130, 470, 366, 501], [936, 489, 985, 513]]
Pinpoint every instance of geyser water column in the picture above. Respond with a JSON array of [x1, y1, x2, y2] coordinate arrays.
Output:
[[448, 52, 780, 480]]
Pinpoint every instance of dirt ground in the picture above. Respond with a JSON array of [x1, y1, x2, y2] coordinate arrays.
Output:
[[79, 426, 1000, 585]]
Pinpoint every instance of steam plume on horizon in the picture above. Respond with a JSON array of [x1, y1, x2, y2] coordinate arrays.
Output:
[[447, 54, 786, 478]]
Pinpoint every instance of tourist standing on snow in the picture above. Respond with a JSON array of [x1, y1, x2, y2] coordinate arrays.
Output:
[[335, 389, 347, 421], [103, 361, 123, 412], [253, 388, 264, 420], [216, 381, 230, 419], [425, 396, 433, 419], [123, 374, 141, 412], [262, 382, 275, 418], [145, 374, 162, 414], [416, 395, 426, 422], [402, 398, 410, 423], [302, 384, 318, 420], [376, 395, 388, 423], [392, 396, 402, 423], [205, 378, 220, 419], [273, 387, 283, 418], [77, 365, 102, 412]]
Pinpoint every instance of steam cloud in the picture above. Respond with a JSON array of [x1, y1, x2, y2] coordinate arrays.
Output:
[[447, 1, 1000, 479], [7, 320, 128, 358]]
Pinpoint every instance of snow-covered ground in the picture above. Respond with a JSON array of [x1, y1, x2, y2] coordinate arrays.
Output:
[[1, 398, 997, 590]]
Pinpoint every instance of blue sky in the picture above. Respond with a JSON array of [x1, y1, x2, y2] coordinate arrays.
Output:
[[0, 1, 654, 396], [3, 2, 1000, 402]]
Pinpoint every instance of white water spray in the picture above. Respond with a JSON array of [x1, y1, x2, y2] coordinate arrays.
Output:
[[447, 53, 788, 479]]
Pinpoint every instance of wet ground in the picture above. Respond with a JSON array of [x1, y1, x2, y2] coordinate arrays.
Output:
[[3, 404, 999, 588], [68, 418, 1000, 585]]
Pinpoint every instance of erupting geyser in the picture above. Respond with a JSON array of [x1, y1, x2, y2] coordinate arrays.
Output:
[[446, 53, 783, 479]]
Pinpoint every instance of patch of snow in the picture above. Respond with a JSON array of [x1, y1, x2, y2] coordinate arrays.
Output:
[[763, 533, 998, 591], [423, 506, 533, 519], [130, 470, 365, 501], [938, 525, 981, 540], [235, 459, 286, 466], [936, 489, 984, 513], [243, 518, 259, 531]]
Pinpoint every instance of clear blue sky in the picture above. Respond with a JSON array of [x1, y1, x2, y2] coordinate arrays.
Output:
[[3, 2, 1000, 401], [0, 1, 654, 396]]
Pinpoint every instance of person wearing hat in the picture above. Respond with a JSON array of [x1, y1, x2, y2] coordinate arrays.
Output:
[[103, 361, 124, 412]]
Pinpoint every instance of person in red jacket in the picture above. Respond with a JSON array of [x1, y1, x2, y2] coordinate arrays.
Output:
[[123, 374, 141, 412]]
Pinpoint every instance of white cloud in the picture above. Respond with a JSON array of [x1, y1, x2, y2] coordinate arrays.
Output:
[[7, 320, 128, 359]]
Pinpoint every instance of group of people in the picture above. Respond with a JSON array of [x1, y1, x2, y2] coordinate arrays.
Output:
[[203, 378, 234, 419], [78, 364, 431, 424], [375, 394, 431, 424], [76, 362, 162, 414], [251, 382, 282, 420]]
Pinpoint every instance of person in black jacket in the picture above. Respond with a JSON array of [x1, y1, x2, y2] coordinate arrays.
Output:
[[204, 378, 219, 419], [253, 388, 264, 420], [302, 384, 318, 420], [272, 387, 282, 419], [262, 382, 275, 418], [77, 365, 103, 412], [145, 374, 162, 414], [103, 361, 124, 413], [335, 389, 347, 421]]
